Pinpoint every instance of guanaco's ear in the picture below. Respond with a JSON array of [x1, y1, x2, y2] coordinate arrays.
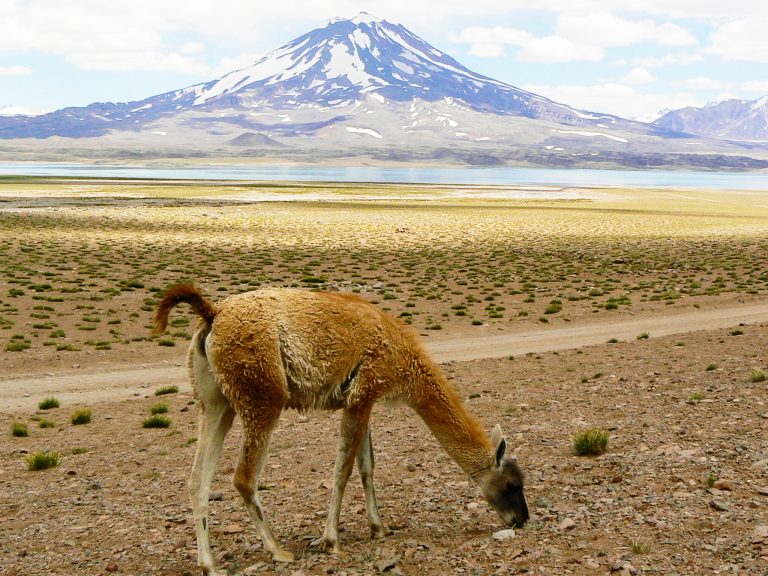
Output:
[[491, 424, 506, 468]]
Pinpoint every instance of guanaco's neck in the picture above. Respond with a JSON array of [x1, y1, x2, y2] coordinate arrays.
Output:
[[408, 359, 492, 481]]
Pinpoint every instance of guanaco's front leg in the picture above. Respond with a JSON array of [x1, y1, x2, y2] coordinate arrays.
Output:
[[356, 423, 387, 538], [312, 405, 372, 552]]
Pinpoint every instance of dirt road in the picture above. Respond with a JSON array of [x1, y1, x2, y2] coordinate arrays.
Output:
[[2, 301, 767, 413]]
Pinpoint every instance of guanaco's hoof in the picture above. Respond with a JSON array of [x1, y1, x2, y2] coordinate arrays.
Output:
[[310, 536, 341, 554], [370, 524, 388, 539], [270, 549, 294, 563]]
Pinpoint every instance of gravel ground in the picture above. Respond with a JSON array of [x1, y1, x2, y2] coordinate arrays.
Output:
[[2, 321, 768, 576]]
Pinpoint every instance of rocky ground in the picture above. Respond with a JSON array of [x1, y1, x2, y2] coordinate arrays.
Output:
[[2, 183, 768, 575], [2, 319, 768, 576]]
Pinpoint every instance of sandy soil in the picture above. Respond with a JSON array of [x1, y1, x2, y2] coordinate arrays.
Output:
[[3, 300, 768, 413]]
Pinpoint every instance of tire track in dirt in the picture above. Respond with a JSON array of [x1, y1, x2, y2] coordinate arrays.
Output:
[[2, 302, 767, 412]]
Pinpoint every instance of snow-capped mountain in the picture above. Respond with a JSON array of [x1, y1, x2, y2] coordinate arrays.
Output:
[[1, 13, 767, 169], [654, 96, 768, 141], [185, 12, 606, 124], [0, 12, 629, 139]]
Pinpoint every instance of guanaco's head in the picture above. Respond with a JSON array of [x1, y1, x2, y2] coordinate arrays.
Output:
[[478, 425, 529, 528]]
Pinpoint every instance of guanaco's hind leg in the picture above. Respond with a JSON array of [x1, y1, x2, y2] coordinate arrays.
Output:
[[188, 343, 236, 576], [312, 405, 373, 553], [356, 424, 387, 538], [233, 409, 294, 563]]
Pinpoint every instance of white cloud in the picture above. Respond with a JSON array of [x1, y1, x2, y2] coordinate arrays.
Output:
[[455, 26, 531, 45], [0, 105, 48, 116], [179, 42, 206, 55], [65, 51, 210, 74], [679, 77, 727, 90], [519, 36, 603, 63], [455, 12, 693, 63], [522, 81, 700, 122], [707, 18, 768, 62], [0, 66, 31, 76], [622, 67, 655, 84], [634, 52, 704, 68], [467, 43, 506, 58], [556, 12, 695, 48], [741, 80, 768, 94], [455, 26, 602, 63]]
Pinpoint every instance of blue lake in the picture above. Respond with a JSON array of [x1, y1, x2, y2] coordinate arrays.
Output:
[[0, 162, 766, 190]]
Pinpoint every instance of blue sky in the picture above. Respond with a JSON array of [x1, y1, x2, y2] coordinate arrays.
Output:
[[1, 0, 766, 122]]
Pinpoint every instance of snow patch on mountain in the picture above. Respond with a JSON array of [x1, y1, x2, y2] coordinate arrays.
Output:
[[554, 129, 629, 143], [346, 126, 383, 138]]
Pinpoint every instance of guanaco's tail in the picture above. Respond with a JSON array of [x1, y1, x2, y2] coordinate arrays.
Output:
[[153, 284, 218, 336]]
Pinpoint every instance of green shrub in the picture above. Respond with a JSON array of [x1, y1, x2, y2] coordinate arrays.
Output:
[[71, 409, 92, 425], [749, 370, 767, 383], [154, 385, 179, 396], [150, 403, 169, 414], [573, 428, 609, 456], [38, 396, 60, 410], [142, 415, 172, 429], [25, 450, 62, 471], [11, 422, 28, 437]]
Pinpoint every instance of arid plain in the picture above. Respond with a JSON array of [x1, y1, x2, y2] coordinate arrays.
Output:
[[1, 178, 768, 575]]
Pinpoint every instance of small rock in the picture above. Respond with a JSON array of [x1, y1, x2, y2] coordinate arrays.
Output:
[[710, 499, 730, 512], [751, 525, 768, 543], [375, 555, 400, 573], [756, 486, 768, 496], [106, 562, 118, 573], [222, 524, 244, 534], [558, 518, 576, 531], [492, 529, 516, 541], [466, 502, 479, 512], [209, 491, 224, 501], [713, 479, 734, 491]]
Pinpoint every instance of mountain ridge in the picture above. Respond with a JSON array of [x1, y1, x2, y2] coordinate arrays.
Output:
[[654, 96, 768, 142], [0, 13, 767, 170]]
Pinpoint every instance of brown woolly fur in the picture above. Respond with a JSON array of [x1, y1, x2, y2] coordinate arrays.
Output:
[[156, 284, 528, 575], [153, 283, 218, 336]]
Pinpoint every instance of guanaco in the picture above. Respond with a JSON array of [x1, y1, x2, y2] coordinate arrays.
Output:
[[154, 284, 528, 575]]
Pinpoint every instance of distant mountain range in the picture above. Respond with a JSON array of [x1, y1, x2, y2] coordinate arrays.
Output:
[[654, 96, 768, 142], [1, 13, 767, 170]]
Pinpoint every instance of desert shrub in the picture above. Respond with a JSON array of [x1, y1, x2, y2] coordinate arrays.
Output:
[[573, 428, 609, 456], [150, 403, 169, 414], [11, 422, 28, 437], [25, 450, 62, 471], [71, 409, 92, 425], [38, 396, 60, 410], [155, 385, 179, 396], [749, 370, 767, 383], [143, 415, 172, 428]]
